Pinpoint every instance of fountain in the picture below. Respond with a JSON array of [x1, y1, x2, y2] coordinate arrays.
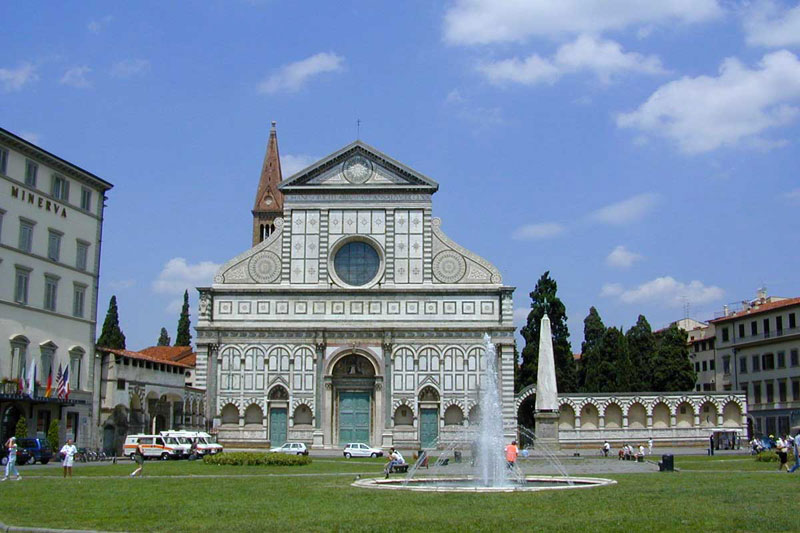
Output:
[[353, 324, 616, 492]]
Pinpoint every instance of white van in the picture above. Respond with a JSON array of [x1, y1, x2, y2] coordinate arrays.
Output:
[[123, 434, 183, 460], [160, 430, 223, 455]]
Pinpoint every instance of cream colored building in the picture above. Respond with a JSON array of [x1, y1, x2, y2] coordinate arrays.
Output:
[[196, 127, 516, 449], [0, 127, 112, 447]]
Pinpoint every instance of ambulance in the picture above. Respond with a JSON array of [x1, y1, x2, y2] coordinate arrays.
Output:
[[160, 430, 223, 455], [123, 434, 184, 460]]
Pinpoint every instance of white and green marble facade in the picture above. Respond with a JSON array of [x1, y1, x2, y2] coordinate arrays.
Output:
[[196, 142, 516, 449]]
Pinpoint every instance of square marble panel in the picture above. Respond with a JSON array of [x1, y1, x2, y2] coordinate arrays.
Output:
[[405, 301, 419, 314], [329, 210, 342, 234], [332, 301, 345, 314], [257, 301, 270, 314], [480, 301, 494, 315], [424, 301, 438, 315], [343, 211, 358, 234], [443, 301, 457, 314], [350, 301, 364, 314], [312, 301, 326, 314], [357, 210, 372, 234], [387, 301, 400, 314], [395, 210, 408, 234], [276, 301, 289, 314], [408, 210, 424, 234], [462, 301, 475, 314], [218, 301, 232, 315], [372, 211, 385, 234], [368, 301, 382, 314], [306, 210, 320, 234], [238, 301, 251, 314], [294, 301, 308, 314]]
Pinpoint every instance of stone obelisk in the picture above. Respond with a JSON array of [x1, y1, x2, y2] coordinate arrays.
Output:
[[534, 312, 560, 450]]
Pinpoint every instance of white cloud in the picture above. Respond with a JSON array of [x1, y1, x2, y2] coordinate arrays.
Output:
[[258, 52, 344, 94], [443, 0, 722, 45], [111, 59, 151, 78], [281, 154, 317, 177], [152, 258, 220, 295], [511, 222, 565, 240], [60, 66, 92, 88], [88, 15, 113, 33], [0, 63, 38, 92], [783, 188, 800, 205], [617, 50, 800, 153], [606, 245, 643, 268], [108, 279, 136, 290], [590, 193, 658, 225], [479, 35, 665, 86], [513, 306, 532, 327], [19, 132, 41, 145], [744, 1, 800, 48], [601, 276, 724, 307], [445, 89, 467, 105]]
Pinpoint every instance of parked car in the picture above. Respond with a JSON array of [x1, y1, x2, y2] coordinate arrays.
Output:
[[343, 443, 383, 458], [0, 447, 32, 466], [17, 438, 53, 464], [270, 442, 308, 455]]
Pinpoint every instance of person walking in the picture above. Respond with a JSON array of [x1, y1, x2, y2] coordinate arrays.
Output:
[[2, 437, 21, 481], [130, 441, 145, 477], [60, 439, 78, 478], [648, 438, 653, 455], [777, 440, 790, 472], [788, 434, 800, 473], [602, 441, 610, 457], [708, 435, 715, 456], [505, 440, 519, 469]]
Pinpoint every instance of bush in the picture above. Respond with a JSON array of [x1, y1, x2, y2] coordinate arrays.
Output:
[[47, 419, 60, 450], [756, 449, 796, 464], [202, 452, 311, 466], [14, 417, 27, 440]]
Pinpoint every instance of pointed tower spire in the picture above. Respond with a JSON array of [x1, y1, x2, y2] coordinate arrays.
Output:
[[252, 121, 284, 246]]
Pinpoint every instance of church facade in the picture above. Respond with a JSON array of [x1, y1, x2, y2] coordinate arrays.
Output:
[[195, 126, 516, 449]]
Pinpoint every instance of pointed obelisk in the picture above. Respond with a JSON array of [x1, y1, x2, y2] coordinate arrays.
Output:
[[534, 310, 560, 450]]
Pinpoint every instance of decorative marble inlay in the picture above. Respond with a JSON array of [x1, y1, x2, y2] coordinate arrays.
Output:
[[219, 301, 232, 315], [342, 155, 373, 184], [248, 251, 282, 283], [432, 250, 466, 283]]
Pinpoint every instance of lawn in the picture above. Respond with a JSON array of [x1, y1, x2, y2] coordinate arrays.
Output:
[[0, 455, 795, 532]]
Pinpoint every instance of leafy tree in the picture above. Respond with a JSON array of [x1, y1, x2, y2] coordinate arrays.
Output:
[[578, 307, 605, 390], [583, 327, 633, 393], [15, 416, 27, 440], [157, 327, 171, 347], [175, 290, 192, 347], [626, 315, 657, 391], [97, 296, 126, 349], [517, 271, 577, 393], [47, 419, 60, 450], [651, 324, 696, 391]]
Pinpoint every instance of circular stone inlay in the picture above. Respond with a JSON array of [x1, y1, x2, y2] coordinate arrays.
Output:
[[433, 250, 467, 283], [249, 251, 281, 283], [342, 155, 374, 184]]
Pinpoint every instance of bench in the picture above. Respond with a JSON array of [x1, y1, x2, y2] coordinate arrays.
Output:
[[389, 463, 409, 473]]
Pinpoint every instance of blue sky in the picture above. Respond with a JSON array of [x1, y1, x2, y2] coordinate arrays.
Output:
[[3, 0, 799, 351]]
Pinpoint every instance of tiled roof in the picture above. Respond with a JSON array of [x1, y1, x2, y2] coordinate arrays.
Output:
[[711, 297, 800, 323], [98, 347, 193, 368]]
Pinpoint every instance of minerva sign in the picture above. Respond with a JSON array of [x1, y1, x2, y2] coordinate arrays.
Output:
[[10, 185, 68, 219]]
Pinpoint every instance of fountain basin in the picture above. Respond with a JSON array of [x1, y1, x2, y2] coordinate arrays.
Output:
[[352, 475, 616, 492]]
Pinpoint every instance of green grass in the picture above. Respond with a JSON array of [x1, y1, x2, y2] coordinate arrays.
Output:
[[0, 455, 796, 532]]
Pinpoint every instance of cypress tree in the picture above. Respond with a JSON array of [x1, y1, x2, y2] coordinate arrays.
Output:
[[626, 315, 656, 391], [651, 324, 696, 391], [583, 327, 632, 392], [157, 327, 171, 346], [175, 290, 192, 347], [517, 271, 577, 392], [97, 295, 126, 349], [578, 307, 605, 390]]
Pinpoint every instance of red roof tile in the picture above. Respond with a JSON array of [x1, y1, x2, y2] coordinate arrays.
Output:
[[98, 347, 193, 368], [711, 297, 800, 323]]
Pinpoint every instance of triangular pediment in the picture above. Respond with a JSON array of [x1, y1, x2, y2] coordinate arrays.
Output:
[[278, 141, 438, 193]]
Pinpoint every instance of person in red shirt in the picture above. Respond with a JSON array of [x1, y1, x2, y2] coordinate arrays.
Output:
[[505, 440, 519, 469]]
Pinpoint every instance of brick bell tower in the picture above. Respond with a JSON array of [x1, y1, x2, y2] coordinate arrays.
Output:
[[252, 121, 284, 246]]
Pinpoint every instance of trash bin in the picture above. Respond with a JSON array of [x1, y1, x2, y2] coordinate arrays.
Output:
[[660, 454, 674, 472]]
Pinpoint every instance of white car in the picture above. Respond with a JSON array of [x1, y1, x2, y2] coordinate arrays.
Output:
[[270, 442, 308, 455], [343, 443, 383, 458]]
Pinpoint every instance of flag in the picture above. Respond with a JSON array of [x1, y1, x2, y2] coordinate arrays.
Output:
[[59, 366, 70, 400], [56, 364, 64, 400], [45, 365, 53, 398], [26, 360, 37, 398]]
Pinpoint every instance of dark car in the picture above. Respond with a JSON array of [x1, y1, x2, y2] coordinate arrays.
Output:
[[17, 438, 53, 465], [0, 446, 32, 466]]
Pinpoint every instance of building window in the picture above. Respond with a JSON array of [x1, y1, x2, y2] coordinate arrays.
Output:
[[766, 382, 774, 403], [763, 318, 770, 337], [752, 355, 760, 372], [36, 410, 51, 435], [0, 209, 4, 243], [44, 274, 59, 311], [763, 353, 775, 371], [116, 379, 126, 390], [694, 343, 700, 353], [739, 356, 747, 373], [790, 313, 797, 329], [51, 175, 70, 201], [793, 380, 800, 401], [18, 219, 34, 252], [69, 349, 84, 390], [80, 187, 92, 211], [695, 362, 700, 372], [25, 160, 37, 187], [73, 284, 86, 318], [721, 327, 729, 342], [779, 381, 787, 402], [709, 338, 715, 349], [750, 321, 757, 336], [47, 230, 62, 261], [776, 316, 783, 334], [722, 357, 729, 374], [738, 324, 745, 338], [333, 240, 381, 286], [777, 351, 786, 368], [10, 336, 29, 380], [76, 241, 89, 271], [14, 267, 31, 304], [753, 382, 761, 404], [791, 349, 799, 367], [0, 146, 8, 174], [710, 360, 715, 371], [40, 343, 55, 377]]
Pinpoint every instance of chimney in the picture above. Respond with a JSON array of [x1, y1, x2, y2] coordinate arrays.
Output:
[[723, 304, 729, 317]]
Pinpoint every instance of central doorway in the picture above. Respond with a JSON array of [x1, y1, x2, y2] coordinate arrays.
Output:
[[332, 353, 377, 446], [339, 391, 370, 444], [270, 408, 287, 446]]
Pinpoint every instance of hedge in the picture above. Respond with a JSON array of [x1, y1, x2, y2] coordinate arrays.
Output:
[[202, 452, 311, 466], [755, 450, 796, 464]]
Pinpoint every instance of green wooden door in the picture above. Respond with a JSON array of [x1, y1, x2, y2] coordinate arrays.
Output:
[[269, 408, 287, 447], [339, 391, 370, 445], [420, 408, 438, 448]]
